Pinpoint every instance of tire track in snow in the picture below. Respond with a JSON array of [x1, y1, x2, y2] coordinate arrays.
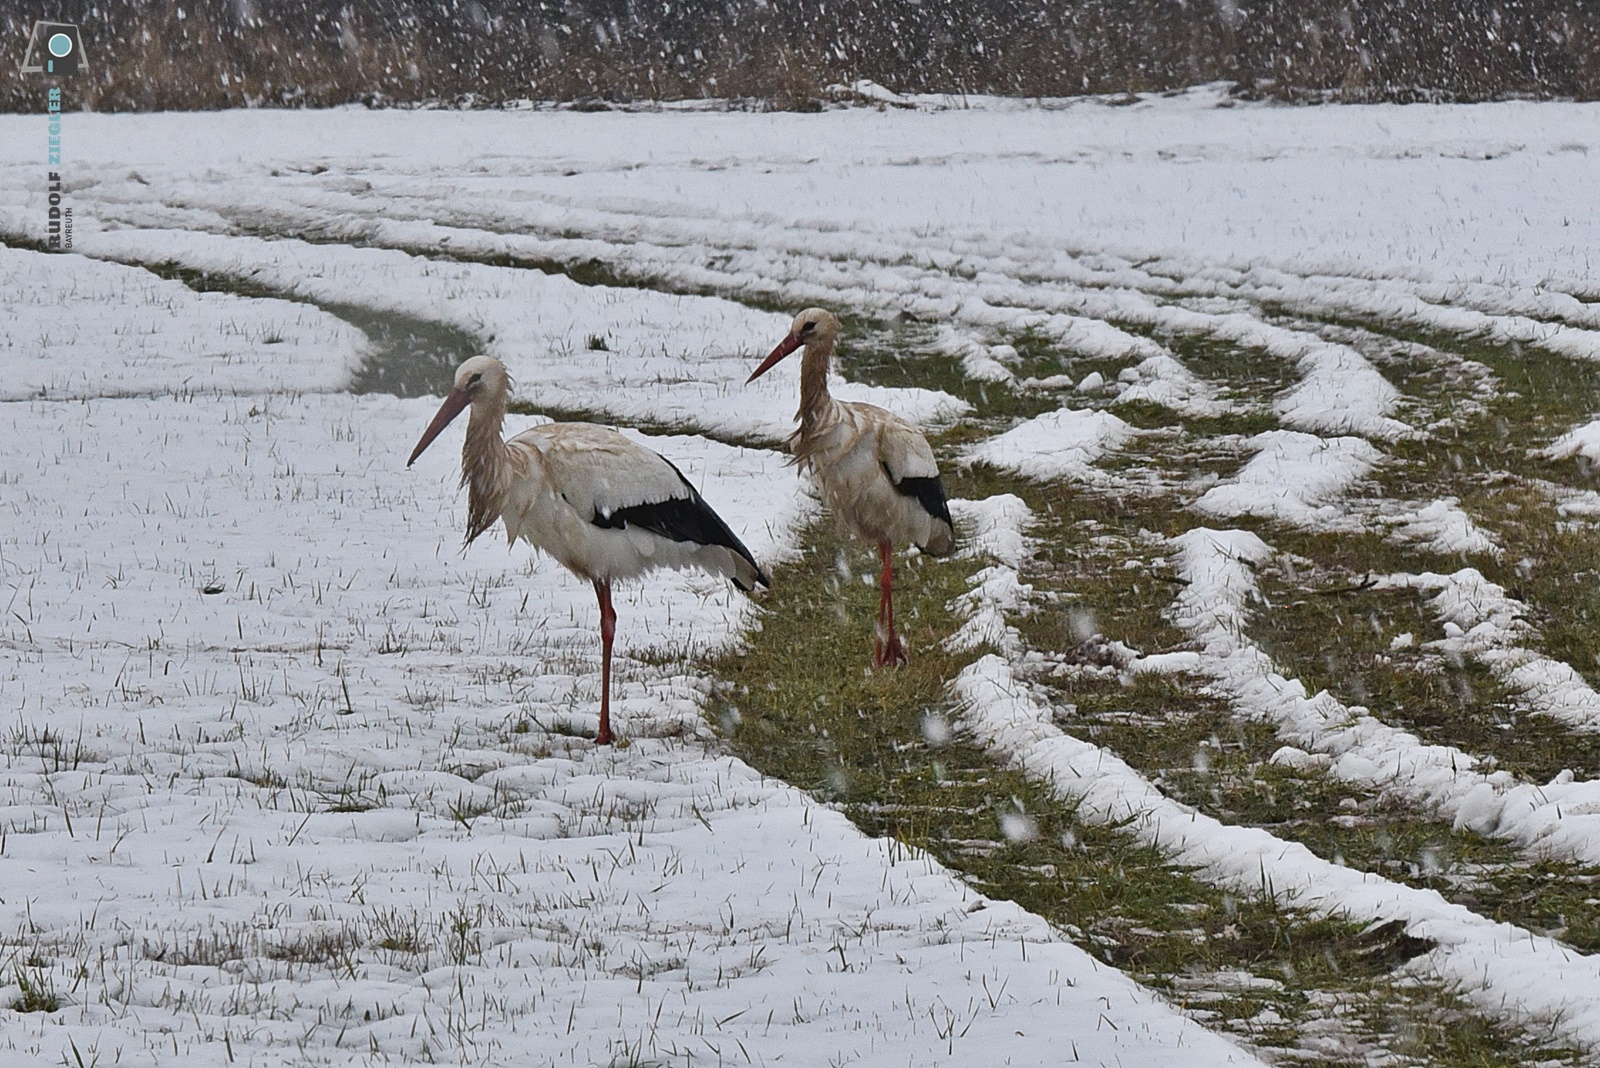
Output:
[[964, 409, 1600, 870], [951, 495, 1600, 1055], [47, 155, 1600, 1060], [1141, 529, 1600, 868], [69, 173, 1417, 440], [1378, 568, 1600, 735]]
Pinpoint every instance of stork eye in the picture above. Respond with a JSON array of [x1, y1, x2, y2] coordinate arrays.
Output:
[[468, 372, 483, 385], [801, 321, 817, 333]]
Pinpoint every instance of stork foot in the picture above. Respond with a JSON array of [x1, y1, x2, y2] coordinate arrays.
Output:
[[595, 725, 616, 746], [873, 633, 909, 670]]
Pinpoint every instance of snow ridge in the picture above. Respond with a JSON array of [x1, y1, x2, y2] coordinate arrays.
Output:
[[1145, 529, 1600, 866], [950, 500, 1600, 1054]]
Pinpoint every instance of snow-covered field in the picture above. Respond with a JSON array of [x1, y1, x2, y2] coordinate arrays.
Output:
[[4, 86, 1600, 1064]]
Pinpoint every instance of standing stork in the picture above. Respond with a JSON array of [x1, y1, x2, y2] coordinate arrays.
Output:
[[408, 355, 768, 745], [747, 308, 955, 668]]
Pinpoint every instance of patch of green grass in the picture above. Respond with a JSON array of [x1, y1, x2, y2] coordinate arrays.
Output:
[[1007, 485, 1541, 896], [1163, 332, 1305, 401], [971, 321, 1600, 972], [1352, 981, 1586, 1067], [1011, 480, 1196, 657], [1005, 323, 1132, 384], [435, 249, 669, 296], [1245, 537, 1600, 784], [1108, 397, 1280, 441], [1293, 315, 1600, 455], [708, 511, 1577, 1064], [11, 967, 59, 1014], [1046, 669, 1600, 951], [831, 316, 1279, 452], [712, 521, 977, 801], [141, 260, 290, 302], [1012, 321, 1298, 433], [1210, 316, 1600, 782], [950, 456, 1600, 1055], [332, 302, 481, 398], [962, 327, 1287, 481], [0, 232, 57, 256]]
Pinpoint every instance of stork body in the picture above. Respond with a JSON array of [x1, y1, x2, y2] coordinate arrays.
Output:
[[748, 309, 955, 668], [410, 356, 766, 744]]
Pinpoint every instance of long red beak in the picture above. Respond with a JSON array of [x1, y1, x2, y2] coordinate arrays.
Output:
[[407, 387, 472, 467], [746, 334, 804, 384]]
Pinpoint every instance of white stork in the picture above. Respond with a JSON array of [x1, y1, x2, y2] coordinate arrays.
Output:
[[408, 355, 767, 745], [747, 308, 955, 668]]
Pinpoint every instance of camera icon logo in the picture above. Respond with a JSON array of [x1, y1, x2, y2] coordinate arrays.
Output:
[[20, 21, 85, 76]]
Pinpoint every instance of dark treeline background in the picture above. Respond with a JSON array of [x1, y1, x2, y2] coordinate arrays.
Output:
[[5, 0, 1597, 111]]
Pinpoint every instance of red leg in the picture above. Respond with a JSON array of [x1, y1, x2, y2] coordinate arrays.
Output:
[[594, 579, 617, 745], [874, 542, 908, 669]]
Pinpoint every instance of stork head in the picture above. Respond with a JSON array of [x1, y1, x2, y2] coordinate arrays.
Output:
[[746, 307, 840, 384], [407, 355, 510, 467]]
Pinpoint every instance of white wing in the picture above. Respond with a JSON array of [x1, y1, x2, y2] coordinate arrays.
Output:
[[507, 422, 766, 589], [515, 423, 690, 519]]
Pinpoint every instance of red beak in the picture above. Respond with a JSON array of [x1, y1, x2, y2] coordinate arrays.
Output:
[[746, 334, 804, 384], [407, 387, 472, 467]]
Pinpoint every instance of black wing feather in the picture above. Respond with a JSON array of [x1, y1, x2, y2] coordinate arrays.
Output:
[[590, 458, 770, 590], [886, 468, 954, 527]]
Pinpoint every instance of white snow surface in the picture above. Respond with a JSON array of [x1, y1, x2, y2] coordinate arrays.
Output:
[[76, 228, 965, 442], [949, 492, 1033, 570], [0, 104, 1292, 1065], [1192, 431, 1381, 530], [1542, 417, 1600, 465], [1114, 353, 1231, 417], [0, 390, 1254, 1067], [0, 91, 1595, 288], [18, 92, 1581, 454], [943, 496, 1036, 654], [1374, 497, 1502, 558], [5, 94, 1598, 433], [1272, 344, 1410, 440], [963, 407, 1136, 483], [9, 93, 1600, 1063], [0, 246, 367, 399]]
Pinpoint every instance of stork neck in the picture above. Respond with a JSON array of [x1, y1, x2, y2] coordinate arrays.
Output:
[[797, 338, 836, 430], [463, 392, 509, 479], [460, 389, 511, 542]]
